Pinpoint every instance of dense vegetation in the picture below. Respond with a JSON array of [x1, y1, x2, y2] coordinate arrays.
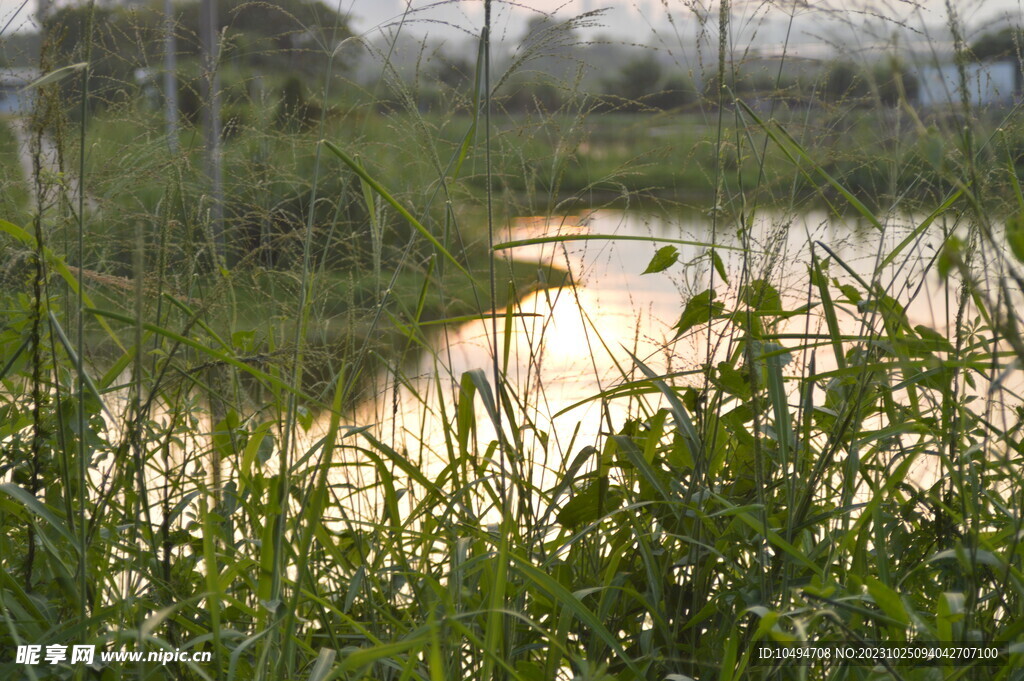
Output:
[[2, 0, 1024, 679]]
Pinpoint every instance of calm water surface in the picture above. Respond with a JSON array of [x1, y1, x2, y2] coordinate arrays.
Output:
[[333, 207, 964, 499]]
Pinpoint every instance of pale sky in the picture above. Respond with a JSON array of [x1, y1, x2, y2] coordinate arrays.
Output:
[[327, 0, 1024, 41], [0, 0, 1022, 46]]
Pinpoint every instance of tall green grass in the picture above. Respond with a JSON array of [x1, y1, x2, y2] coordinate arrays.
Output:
[[2, 0, 1024, 679]]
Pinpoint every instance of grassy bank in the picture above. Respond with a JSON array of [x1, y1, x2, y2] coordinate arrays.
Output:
[[80, 102, 1020, 212]]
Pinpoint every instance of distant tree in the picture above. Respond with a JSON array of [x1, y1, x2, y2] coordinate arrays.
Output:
[[430, 52, 475, 91], [514, 14, 584, 83], [873, 58, 918, 106], [970, 27, 1023, 62], [177, 0, 354, 74], [43, 5, 145, 108], [699, 69, 755, 105], [601, 54, 662, 107], [741, 67, 794, 95], [276, 75, 319, 130], [822, 61, 869, 102], [519, 15, 580, 57], [647, 72, 696, 111], [520, 15, 552, 52], [0, 31, 41, 67], [44, 0, 355, 106], [968, 26, 1024, 92], [500, 77, 563, 113]]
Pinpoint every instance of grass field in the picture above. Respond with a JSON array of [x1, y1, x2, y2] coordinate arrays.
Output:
[[1, 0, 1024, 679]]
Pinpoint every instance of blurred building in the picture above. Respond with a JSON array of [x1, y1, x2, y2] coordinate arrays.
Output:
[[915, 61, 1017, 107], [0, 68, 40, 113]]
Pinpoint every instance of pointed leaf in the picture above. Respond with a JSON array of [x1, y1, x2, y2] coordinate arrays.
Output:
[[1008, 211, 1024, 263], [642, 245, 679, 274], [556, 479, 622, 528], [0, 484, 78, 548], [741, 279, 781, 311], [865, 576, 910, 631], [714, 362, 750, 398], [710, 248, 729, 284], [675, 289, 723, 337], [23, 62, 87, 90]]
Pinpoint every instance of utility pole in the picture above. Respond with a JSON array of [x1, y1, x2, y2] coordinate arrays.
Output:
[[200, 0, 224, 262], [164, 0, 178, 153]]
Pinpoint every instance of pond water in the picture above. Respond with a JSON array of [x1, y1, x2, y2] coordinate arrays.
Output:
[[334, 206, 970, 503], [49, 203, 1008, 547]]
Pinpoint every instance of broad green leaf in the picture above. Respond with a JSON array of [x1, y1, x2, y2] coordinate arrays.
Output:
[[938, 235, 964, 279], [893, 327, 955, 358], [213, 410, 242, 460], [457, 371, 477, 456], [928, 547, 1003, 568], [627, 351, 704, 480], [811, 254, 846, 371], [747, 606, 780, 640], [613, 434, 672, 502], [757, 341, 793, 460], [675, 289, 723, 337], [865, 576, 910, 635], [232, 330, 256, 352], [937, 592, 964, 641], [556, 479, 622, 528], [714, 362, 750, 398], [753, 341, 793, 367], [837, 282, 862, 303], [741, 279, 781, 311], [643, 245, 679, 274]]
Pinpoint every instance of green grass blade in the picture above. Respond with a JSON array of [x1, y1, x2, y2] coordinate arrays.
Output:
[[46, 310, 115, 423], [626, 350, 703, 480], [879, 189, 962, 269], [736, 99, 883, 232], [322, 140, 469, 277], [810, 252, 846, 371], [0, 483, 79, 548], [508, 552, 645, 678], [0, 219, 126, 352], [306, 648, 337, 681], [494, 233, 745, 252], [86, 306, 315, 404]]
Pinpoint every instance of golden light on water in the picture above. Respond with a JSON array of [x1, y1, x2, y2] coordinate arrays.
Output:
[[338, 208, 1024, 504]]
